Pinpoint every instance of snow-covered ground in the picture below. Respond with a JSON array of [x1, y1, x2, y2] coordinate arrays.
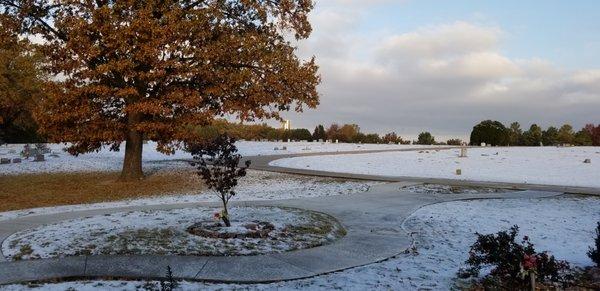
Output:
[[271, 147, 600, 187], [0, 142, 429, 175], [401, 183, 518, 194], [3, 207, 344, 260], [2, 196, 598, 290], [0, 170, 379, 222]]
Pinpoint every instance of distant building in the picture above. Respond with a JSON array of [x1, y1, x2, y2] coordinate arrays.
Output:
[[281, 119, 291, 130]]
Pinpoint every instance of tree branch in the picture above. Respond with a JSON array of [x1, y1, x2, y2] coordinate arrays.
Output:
[[0, 0, 67, 41]]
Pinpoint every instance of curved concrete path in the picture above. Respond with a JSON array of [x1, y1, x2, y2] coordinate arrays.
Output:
[[0, 185, 561, 284], [247, 148, 600, 195], [0, 147, 580, 284]]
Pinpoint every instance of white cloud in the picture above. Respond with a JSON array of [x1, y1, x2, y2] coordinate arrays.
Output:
[[571, 69, 600, 85], [378, 22, 502, 58], [288, 12, 600, 138]]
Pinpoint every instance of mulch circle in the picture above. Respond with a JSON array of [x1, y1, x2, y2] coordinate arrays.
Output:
[[187, 221, 276, 239]]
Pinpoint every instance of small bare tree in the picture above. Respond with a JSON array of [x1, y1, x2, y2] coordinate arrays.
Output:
[[189, 135, 250, 227]]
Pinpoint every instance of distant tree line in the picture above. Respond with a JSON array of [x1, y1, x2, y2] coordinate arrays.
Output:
[[196, 121, 397, 144], [195, 120, 313, 142], [470, 120, 600, 146], [316, 123, 409, 144], [194, 120, 459, 145]]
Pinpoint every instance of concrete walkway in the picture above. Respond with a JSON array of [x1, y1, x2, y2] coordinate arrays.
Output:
[[0, 147, 577, 284], [0, 185, 561, 284], [247, 148, 600, 195]]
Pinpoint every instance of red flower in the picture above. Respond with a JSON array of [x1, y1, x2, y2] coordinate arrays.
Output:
[[213, 212, 221, 219], [523, 254, 537, 270]]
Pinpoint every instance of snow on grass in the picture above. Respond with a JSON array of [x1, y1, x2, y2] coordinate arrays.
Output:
[[2, 196, 598, 290], [271, 147, 600, 187], [264, 196, 599, 290], [0, 143, 188, 174], [3, 206, 344, 260], [0, 141, 428, 175], [0, 170, 379, 222]]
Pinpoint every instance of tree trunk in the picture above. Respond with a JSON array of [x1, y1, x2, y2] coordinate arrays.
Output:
[[530, 272, 536, 291], [221, 199, 231, 227], [222, 213, 231, 227], [120, 114, 144, 181]]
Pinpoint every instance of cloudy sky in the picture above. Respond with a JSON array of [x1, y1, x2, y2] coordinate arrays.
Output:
[[279, 0, 600, 140]]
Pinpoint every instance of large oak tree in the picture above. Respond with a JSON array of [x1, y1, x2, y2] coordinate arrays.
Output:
[[1, 0, 319, 179]]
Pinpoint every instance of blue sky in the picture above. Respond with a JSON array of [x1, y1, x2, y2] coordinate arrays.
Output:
[[282, 0, 600, 140], [362, 0, 600, 69]]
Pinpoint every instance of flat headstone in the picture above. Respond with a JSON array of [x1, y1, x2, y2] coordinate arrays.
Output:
[[12, 158, 21, 163], [0, 158, 10, 164], [583, 159, 591, 164], [33, 154, 45, 162]]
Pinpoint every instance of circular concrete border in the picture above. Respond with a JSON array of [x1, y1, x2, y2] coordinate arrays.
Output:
[[2, 206, 347, 261]]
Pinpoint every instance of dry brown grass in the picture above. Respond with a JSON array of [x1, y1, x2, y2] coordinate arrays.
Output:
[[0, 169, 205, 212]]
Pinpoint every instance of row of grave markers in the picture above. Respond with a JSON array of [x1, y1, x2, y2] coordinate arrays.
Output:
[[0, 154, 45, 164]]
